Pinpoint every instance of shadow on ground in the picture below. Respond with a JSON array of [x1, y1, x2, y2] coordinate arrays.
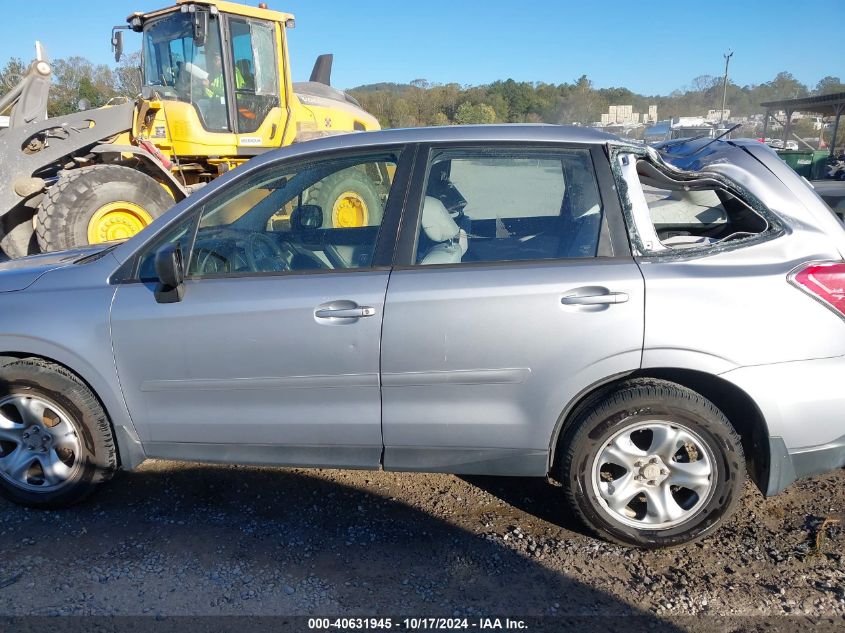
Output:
[[0, 461, 679, 630]]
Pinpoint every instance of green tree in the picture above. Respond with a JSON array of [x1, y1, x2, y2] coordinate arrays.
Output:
[[0, 57, 26, 98], [115, 51, 143, 98], [454, 102, 497, 125], [49, 56, 117, 116], [815, 76, 845, 95], [432, 111, 450, 126]]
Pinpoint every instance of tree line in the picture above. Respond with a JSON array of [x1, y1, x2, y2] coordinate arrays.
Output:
[[0, 53, 142, 118], [1, 52, 843, 138], [348, 74, 845, 131]]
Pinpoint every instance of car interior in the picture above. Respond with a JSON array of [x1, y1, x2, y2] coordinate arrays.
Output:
[[136, 160, 391, 281], [186, 162, 388, 276], [630, 157, 769, 251], [415, 154, 603, 265]]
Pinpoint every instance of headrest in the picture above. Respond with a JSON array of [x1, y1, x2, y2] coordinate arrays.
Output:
[[421, 196, 460, 242]]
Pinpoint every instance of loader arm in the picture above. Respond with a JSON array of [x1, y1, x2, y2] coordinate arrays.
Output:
[[0, 102, 135, 216], [0, 44, 51, 129]]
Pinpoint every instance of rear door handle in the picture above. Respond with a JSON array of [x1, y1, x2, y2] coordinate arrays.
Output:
[[315, 300, 376, 319], [561, 292, 629, 306]]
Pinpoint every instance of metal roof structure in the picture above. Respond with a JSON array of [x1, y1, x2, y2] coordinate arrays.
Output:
[[761, 92, 845, 157]]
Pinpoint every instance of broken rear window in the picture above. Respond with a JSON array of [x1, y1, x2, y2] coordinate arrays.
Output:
[[617, 152, 773, 255]]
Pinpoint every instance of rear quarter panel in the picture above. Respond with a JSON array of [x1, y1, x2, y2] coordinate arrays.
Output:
[[640, 236, 845, 370]]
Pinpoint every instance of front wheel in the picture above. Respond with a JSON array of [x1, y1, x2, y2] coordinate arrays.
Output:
[[561, 379, 745, 548], [0, 358, 117, 508]]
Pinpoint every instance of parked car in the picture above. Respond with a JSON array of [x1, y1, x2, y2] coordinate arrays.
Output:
[[0, 125, 844, 548]]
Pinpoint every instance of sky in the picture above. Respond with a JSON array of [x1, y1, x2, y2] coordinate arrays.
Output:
[[0, 0, 841, 94]]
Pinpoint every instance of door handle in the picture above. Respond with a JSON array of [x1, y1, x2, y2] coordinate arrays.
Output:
[[315, 306, 376, 319], [561, 292, 629, 306]]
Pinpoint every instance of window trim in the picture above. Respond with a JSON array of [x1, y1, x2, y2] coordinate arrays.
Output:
[[114, 144, 414, 284], [392, 141, 631, 268]]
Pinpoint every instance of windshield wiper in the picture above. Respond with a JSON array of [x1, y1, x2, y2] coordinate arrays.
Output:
[[659, 134, 709, 150], [659, 123, 743, 152]]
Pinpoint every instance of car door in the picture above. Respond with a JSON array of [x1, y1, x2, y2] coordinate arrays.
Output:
[[380, 143, 645, 475], [110, 147, 409, 469]]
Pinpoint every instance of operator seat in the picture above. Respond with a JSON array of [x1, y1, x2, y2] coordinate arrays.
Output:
[[418, 196, 467, 265]]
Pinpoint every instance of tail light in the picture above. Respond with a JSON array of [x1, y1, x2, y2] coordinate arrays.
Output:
[[790, 261, 845, 320]]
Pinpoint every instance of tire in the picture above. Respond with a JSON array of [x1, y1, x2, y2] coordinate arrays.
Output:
[[0, 358, 117, 508], [36, 164, 174, 253], [0, 200, 39, 258], [560, 378, 745, 548], [306, 168, 384, 229]]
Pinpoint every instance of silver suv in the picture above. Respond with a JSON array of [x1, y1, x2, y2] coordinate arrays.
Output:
[[0, 125, 843, 548]]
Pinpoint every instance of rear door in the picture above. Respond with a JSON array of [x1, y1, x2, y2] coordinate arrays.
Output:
[[380, 143, 645, 475]]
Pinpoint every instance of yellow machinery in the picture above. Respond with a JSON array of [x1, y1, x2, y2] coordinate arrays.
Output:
[[0, 0, 381, 257]]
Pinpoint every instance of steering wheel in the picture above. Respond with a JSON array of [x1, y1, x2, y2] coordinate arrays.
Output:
[[245, 233, 289, 272], [192, 247, 231, 275]]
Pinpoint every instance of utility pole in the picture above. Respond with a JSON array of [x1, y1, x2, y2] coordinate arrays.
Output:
[[720, 50, 733, 124]]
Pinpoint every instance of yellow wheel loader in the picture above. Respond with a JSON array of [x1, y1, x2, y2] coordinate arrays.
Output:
[[0, 0, 382, 258]]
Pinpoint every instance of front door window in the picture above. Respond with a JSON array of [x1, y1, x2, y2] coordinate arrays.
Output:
[[135, 152, 397, 281]]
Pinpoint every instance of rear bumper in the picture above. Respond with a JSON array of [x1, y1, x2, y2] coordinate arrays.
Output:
[[720, 355, 845, 496]]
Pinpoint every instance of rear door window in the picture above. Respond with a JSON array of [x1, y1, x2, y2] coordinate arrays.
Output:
[[414, 148, 604, 265]]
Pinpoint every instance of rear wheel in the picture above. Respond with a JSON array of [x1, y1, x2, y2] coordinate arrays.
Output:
[[36, 165, 174, 253], [0, 358, 117, 508], [561, 379, 745, 548]]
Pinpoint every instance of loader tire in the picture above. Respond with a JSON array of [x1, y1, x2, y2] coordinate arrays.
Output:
[[0, 201, 39, 259], [36, 165, 173, 253], [306, 169, 383, 229]]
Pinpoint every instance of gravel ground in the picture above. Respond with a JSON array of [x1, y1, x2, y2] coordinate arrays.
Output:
[[0, 460, 842, 622]]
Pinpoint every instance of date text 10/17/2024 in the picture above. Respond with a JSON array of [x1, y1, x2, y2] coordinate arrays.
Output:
[[308, 618, 529, 630]]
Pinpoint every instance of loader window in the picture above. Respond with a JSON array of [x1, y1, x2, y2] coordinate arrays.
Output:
[[228, 18, 280, 134], [142, 11, 231, 131]]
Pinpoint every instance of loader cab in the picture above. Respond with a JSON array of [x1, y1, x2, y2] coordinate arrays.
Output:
[[133, 1, 292, 155]]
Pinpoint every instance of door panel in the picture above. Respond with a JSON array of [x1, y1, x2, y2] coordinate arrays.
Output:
[[380, 261, 644, 473], [111, 271, 388, 466]]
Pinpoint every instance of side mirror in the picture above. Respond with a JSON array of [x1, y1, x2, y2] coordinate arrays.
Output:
[[154, 243, 185, 304], [111, 28, 124, 63], [290, 204, 323, 230], [77, 98, 91, 112], [193, 11, 208, 47]]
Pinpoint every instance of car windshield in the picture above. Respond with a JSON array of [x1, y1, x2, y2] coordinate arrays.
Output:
[[142, 12, 230, 131]]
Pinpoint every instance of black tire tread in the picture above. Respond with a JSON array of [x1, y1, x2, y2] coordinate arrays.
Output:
[[561, 378, 745, 548], [306, 169, 384, 228], [0, 357, 117, 508], [36, 164, 172, 252]]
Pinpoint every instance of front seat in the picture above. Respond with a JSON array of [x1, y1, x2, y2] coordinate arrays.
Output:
[[418, 196, 468, 265]]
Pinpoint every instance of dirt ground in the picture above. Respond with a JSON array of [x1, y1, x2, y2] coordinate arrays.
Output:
[[0, 460, 842, 628]]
